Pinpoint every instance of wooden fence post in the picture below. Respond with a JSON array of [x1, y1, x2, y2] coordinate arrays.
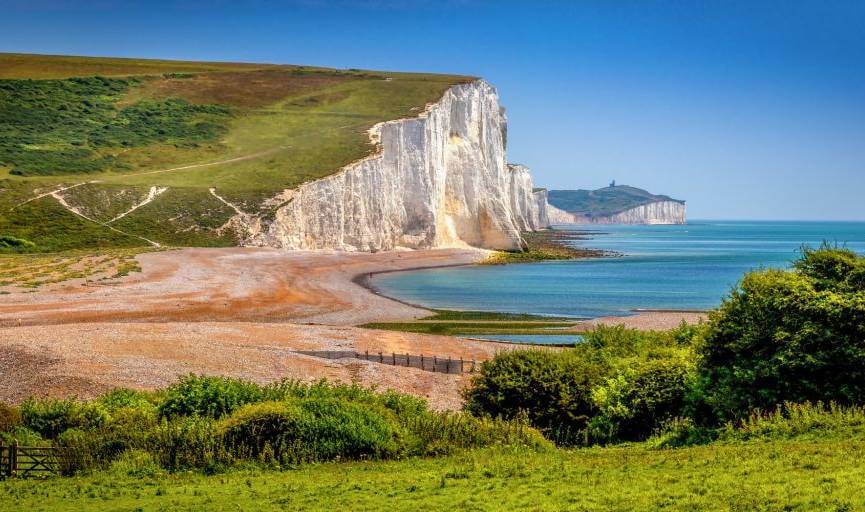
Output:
[[433, 356, 437, 372], [392, 352, 396, 365], [11, 441, 18, 478], [420, 354, 424, 370], [365, 350, 369, 361], [460, 357, 464, 373], [447, 357, 452, 373], [378, 352, 383, 363], [405, 353, 409, 367]]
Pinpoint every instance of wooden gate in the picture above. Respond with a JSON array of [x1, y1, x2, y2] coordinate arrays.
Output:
[[1, 442, 62, 478]]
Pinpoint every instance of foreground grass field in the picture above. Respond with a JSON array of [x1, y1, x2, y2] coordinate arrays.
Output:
[[0, 53, 472, 251], [2, 440, 863, 511]]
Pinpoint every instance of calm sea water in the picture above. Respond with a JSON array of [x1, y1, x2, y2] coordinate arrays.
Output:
[[371, 221, 865, 319]]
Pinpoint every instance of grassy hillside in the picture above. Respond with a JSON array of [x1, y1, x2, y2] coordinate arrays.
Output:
[[2, 440, 863, 511], [548, 185, 684, 217], [0, 53, 473, 252]]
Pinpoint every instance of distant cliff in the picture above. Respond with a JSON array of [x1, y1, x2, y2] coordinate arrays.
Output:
[[547, 185, 686, 225]]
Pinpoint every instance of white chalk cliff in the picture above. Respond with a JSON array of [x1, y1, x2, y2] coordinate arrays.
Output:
[[243, 80, 550, 252], [548, 200, 686, 225]]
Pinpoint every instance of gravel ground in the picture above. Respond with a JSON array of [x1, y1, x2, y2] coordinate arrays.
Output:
[[0, 247, 704, 408]]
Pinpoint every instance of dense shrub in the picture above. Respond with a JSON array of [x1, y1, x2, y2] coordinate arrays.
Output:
[[590, 356, 693, 443], [18, 376, 543, 475], [0, 402, 21, 432], [696, 246, 865, 422], [0, 235, 36, 250], [0, 77, 230, 176], [96, 388, 158, 413], [20, 398, 109, 439], [464, 349, 607, 440], [221, 398, 402, 464], [158, 375, 271, 419], [148, 416, 226, 472], [465, 325, 699, 445]]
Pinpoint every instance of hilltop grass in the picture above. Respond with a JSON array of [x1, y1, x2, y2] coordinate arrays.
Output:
[[0, 53, 473, 251], [2, 440, 864, 511]]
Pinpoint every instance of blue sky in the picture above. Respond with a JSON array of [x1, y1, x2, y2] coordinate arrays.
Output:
[[2, 0, 864, 219]]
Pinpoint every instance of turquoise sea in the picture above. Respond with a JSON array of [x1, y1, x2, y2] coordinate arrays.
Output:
[[371, 221, 865, 319]]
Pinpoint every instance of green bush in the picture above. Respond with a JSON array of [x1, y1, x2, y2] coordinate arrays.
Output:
[[148, 416, 226, 472], [158, 375, 270, 419], [20, 398, 109, 439], [97, 388, 157, 413], [0, 402, 21, 432], [0, 235, 35, 250], [697, 246, 865, 423], [108, 449, 163, 478], [464, 349, 606, 441], [645, 417, 716, 449], [590, 356, 693, 443], [220, 398, 402, 464], [464, 325, 699, 445]]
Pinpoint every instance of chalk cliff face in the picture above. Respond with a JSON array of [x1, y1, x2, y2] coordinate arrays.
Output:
[[245, 80, 547, 252], [548, 200, 686, 225], [507, 164, 549, 231]]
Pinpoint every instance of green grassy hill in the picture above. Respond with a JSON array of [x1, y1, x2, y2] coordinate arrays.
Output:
[[548, 185, 684, 217], [0, 53, 472, 252]]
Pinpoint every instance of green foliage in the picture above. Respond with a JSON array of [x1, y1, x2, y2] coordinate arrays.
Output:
[[221, 398, 402, 464], [148, 416, 226, 472], [96, 388, 157, 413], [464, 349, 607, 440], [0, 77, 230, 176], [464, 325, 699, 445], [11, 375, 542, 476], [158, 374, 270, 419], [0, 401, 21, 432], [697, 246, 865, 422], [20, 397, 109, 439], [589, 357, 692, 443], [0, 235, 35, 250], [719, 402, 865, 442]]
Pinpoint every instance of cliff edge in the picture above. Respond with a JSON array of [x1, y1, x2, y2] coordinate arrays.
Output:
[[240, 80, 549, 251]]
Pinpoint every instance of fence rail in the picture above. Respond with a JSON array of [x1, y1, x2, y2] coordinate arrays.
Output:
[[295, 350, 478, 374], [1, 442, 63, 478]]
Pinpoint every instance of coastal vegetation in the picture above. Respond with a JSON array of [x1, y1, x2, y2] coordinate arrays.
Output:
[[0, 247, 152, 291], [465, 246, 865, 445], [481, 230, 609, 264], [361, 309, 583, 337]]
